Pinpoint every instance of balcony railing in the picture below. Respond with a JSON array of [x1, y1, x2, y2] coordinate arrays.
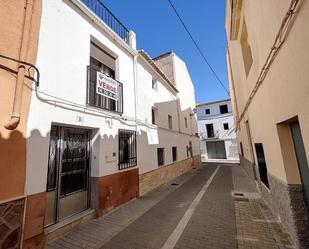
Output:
[[87, 66, 123, 114], [200, 130, 220, 140], [82, 0, 129, 43]]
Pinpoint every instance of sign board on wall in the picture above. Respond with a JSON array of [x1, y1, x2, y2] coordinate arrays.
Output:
[[96, 71, 118, 101]]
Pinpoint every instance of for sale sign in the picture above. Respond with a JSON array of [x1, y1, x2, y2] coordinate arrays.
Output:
[[96, 71, 118, 101]]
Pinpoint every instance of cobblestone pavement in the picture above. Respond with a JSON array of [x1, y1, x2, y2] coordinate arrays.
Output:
[[45, 163, 294, 249]]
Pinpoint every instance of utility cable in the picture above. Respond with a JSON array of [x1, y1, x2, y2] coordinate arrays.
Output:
[[166, 0, 230, 96]]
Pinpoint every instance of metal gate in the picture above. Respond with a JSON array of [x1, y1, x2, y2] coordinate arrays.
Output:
[[45, 125, 90, 227], [206, 141, 227, 159]]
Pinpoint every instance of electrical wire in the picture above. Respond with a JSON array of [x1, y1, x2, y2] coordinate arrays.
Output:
[[166, 0, 230, 96]]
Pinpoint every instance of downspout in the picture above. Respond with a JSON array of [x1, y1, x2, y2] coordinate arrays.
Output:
[[4, 0, 34, 130], [133, 55, 138, 134]]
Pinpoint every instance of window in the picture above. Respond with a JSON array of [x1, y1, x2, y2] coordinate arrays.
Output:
[[240, 142, 244, 156], [206, 124, 214, 138], [219, 104, 228, 114], [118, 129, 137, 170], [157, 148, 165, 166], [151, 108, 157, 125], [223, 123, 229, 130], [255, 143, 270, 189], [241, 19, 253, 77], [88, 42, 123, 113], [152, 79, 158, 91], [186, 146, 189, 157], [184, 117, 188, 128], [205, 108, 210, 115], [168, 115, 173, 129], [172, 146, 177, 162]]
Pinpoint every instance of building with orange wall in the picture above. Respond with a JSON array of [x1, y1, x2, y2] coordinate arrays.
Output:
[[0, 0, 42, 248]]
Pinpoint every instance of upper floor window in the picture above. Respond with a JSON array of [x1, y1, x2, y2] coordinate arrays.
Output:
[[152, 79, 158, 91], [184, 117, 188, 128], [87, 41, 123, 113], [220, 104, 228, 114], [205, 108, 210, 115], [168, 115, 173, 129], [118, 129, 137, 170], [240, 19, 253, 77], [223, 123, 229, 130]]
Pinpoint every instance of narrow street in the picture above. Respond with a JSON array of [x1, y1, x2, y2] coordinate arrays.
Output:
[[46, 164, 293, 249]]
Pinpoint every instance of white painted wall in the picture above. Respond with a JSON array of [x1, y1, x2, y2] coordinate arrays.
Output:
[[197, 100, 239, 161], [26, 0, 200, 195]]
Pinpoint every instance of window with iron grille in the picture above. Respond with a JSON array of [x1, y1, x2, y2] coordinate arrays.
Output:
[[118, 129, 137, 170], [87, 43, 123, 113], [172, 146, 177, 162], [157, 148, 165, 166]]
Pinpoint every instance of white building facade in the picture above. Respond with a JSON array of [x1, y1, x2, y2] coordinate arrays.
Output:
[[197, 99, 239, 162], [23, 0, 200, 245]]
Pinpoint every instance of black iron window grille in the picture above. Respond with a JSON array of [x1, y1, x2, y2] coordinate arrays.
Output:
[[87, 60, 123, 114], [81, 0, 129, 43], [157, 148, 165, 166], [172, 146, 177, 162], [118, 129, 137, 170]]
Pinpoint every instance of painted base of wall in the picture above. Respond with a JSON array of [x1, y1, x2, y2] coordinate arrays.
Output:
[[259, 173, 309, 249], [239, 156, 309, 249], [96, 168, 139, 215], [0, 198, 24, 249], [239, 155, 257, 181], [139, 155, 201, 196]]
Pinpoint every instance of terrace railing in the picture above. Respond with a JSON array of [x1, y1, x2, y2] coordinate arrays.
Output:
[[82, 0, 129, 43]]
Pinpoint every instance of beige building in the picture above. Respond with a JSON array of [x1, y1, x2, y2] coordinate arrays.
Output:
[[225, 0, 309, 248]]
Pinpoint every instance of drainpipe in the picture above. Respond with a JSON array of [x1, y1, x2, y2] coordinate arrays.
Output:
[[4, 0, 34, 130]]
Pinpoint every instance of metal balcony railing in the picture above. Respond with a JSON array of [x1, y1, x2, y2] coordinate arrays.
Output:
[[200, 130, 220, 140], [87, 66, 123, 114], [82, 0, 129, 43]]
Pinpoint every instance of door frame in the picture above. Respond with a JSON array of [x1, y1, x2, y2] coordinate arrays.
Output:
[[45, 124, 91, 227]]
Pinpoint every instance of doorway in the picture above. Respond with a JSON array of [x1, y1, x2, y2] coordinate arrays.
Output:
[[206, 141, 227, 159], [290, 121, 309, 206], [45, 125, 90, 227]]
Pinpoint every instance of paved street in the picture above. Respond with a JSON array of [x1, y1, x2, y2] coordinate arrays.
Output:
[[46, 163, 294, 249]]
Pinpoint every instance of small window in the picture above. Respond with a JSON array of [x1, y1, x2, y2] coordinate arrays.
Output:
[[152, 79, 158, 91], [184, 117, 188, 128], [240, 142, 244, 156], [241, 19, 253, 77], [157, 148, 165, 166], [205, 108, 210, 115], [151, 108, 157, 125], [219, 105, 228, 114], [223, 123, 229, 130], [118, 129, 137, 170], [168, 115, 173, 129], [172, 146, 177, 162], [255, 143, 270, 189]]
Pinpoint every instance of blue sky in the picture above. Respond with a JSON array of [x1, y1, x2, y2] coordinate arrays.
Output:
[[103, 0, 229, 103]]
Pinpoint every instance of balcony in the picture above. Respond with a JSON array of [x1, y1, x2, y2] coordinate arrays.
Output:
[[200, 130, 220, 140], [87, 66, 123, 114], [82, 0, 129, 43]]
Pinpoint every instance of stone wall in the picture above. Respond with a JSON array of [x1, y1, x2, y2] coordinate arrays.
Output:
[[139, 154, 201, 196], [259, 173, 309, 249], [0, 198, 24, 249]]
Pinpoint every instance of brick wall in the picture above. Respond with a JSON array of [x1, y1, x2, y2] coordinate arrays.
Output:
[[139, 154, 201, 196]]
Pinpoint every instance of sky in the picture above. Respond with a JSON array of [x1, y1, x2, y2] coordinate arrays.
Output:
[[103, 0, 229, 103]]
